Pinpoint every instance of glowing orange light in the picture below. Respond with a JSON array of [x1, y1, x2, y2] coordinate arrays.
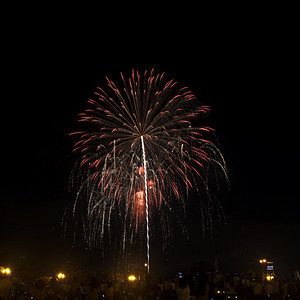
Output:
[[57, 272, 66, 279], [1, 267, 11, 275], [147, 180, 154, 189], [128, 275, 136, 281], [138, 166, 144, 175], [136, 191, 144, 199], [135, 191, 145, 207]]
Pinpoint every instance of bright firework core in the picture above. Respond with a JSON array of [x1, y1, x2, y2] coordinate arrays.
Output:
[[69, 69, 228, 273]]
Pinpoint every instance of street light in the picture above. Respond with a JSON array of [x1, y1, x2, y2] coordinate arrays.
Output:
[[57, 272, 66, 279], [5, 268, 11, 275], [259, 259, 267, 279], [1, 267, 11, 276], [128, 275, 136, 281]]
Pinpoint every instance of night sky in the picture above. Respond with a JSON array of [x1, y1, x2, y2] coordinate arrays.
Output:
[[1, 11, 298, 278]]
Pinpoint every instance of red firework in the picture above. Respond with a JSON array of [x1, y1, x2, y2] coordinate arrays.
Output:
[[69, 68, 228, 251]]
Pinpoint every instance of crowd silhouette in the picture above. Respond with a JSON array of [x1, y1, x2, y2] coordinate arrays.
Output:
[[0, 268, 299, 299]]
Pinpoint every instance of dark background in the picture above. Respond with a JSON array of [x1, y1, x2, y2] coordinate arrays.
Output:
[[1, 8, 298, 278]]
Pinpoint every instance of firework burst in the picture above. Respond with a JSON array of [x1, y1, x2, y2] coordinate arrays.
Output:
[[68, 69, 228, 272]]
